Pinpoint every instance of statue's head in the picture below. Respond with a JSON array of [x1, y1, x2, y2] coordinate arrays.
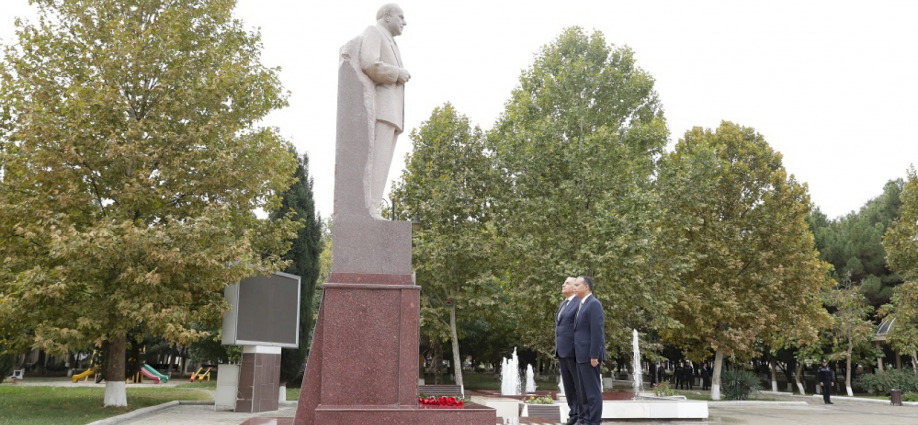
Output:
[[377, 4, 406, 37]]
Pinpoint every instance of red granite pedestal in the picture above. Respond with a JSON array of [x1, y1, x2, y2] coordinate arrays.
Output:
[[293, 275, 496, 425]]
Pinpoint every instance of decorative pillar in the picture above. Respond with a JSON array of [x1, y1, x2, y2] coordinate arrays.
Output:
[[236, 345, 281, 413]]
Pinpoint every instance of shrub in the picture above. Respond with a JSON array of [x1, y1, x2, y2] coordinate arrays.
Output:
[[721, 367, 761, 400], [856, 369, 918, 394], [523, 395, 554, 404], [652, 381, 675, 396]]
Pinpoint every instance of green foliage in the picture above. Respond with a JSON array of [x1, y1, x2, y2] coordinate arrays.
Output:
[[826, 283, 876, 365], [720, 367, 762, 400], [881, 168, 918, 359], [487, 27, 678, 359], [856, 369, 918, 394], [657, 122, 832, 360], [812, 180, 903, 307], [271, 148, 323, 386], [652, 381, 675, 396], [879, 280, 918, 361], [0, 0, 298, 401], [394, 103, 500, 387], [523, 395, 554, 404]]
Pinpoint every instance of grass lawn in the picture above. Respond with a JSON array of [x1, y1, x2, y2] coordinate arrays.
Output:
[[0, 385, 211, 425]]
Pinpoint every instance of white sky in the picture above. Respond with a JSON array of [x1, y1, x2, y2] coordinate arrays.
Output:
[[2, 0, 916, 220]]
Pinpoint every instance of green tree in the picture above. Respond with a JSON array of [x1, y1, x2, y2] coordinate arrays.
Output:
[[881, 167, 918, 371], [271, 148, 323, 387], [0, 0, 297, 406], [825, 283, 876, 396], [879, 281, 918, 373], [393, 103, 499, 390], [487, 27, 678, 362], [656, 122, 832, 400], [813, 180, 903, 307]]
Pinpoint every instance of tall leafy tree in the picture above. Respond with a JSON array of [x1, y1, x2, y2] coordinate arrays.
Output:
[[271, 148, 323, 387], [392, 103, 500, 390], [817, 180, 903, 306], [0, 0, 297, 406], [656, 122, 832, 400], [487, 27, 678, 361], [881, 167, 918, 370], [825, 283, 876, 396]]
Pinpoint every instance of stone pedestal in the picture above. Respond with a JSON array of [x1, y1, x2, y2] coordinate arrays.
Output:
[[294, 275, 495, 424], [236, 346, 281, 413]]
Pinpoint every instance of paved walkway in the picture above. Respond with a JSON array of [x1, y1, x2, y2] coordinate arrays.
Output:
[[89, 393, 918, 425]]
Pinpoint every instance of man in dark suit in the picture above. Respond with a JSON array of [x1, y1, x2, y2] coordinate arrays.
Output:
[[818, 360, 835, 404], [573, 276, 606, 425], [555, 277, 580, 425]]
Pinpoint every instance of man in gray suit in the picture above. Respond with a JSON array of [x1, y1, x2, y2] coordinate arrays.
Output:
[[359, 3, 411, 219], [573, 275, 606, 425], [555, 277, 580, 425]]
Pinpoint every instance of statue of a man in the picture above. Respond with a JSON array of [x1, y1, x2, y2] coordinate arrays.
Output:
[[359, 3, 410, 219]]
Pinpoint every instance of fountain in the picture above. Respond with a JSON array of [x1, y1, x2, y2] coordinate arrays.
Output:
[[524, 364, 537, 393], [477, 339, 709, 422], [500, 347, 521, 395], [632, 328, 642, 398]]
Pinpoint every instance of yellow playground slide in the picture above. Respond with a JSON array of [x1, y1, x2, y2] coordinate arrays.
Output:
[[72, 368, 95, 383]]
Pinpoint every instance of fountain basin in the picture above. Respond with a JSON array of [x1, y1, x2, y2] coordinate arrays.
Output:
[[557, 399, 709, 420], [472, 392, 708, 421]]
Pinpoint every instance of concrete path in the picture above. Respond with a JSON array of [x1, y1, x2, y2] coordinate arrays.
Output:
[[90, 394, 918, 425]]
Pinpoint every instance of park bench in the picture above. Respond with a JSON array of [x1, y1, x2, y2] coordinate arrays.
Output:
[[418, 384, 464, 398]]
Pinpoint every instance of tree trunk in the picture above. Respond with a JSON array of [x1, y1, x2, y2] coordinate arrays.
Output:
[[845, 341, 854, 397], [769, 358, 778, 392], [104, 334, 128, 407], [794, 362, 806, 395], [912, 352, 917, 374], [448, 304, 464, 394], [711, 350, 724, 400]]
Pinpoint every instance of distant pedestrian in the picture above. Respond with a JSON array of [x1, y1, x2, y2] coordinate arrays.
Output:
[[818, 360, 835, 404], [675, 362, 683, 389], [683, 362, 694, 390]]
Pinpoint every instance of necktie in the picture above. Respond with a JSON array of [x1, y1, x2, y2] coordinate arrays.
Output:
[[557, 299, 570, 321], [576, 300, 584, 320]]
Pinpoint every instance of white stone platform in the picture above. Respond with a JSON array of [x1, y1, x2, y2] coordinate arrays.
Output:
[[473, 396, 709, 421]]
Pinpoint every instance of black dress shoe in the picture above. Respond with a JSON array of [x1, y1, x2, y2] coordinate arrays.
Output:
[[565, 417, 577, 425]]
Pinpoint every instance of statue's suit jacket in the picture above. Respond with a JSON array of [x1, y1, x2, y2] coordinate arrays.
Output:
[[573, 295, 606, 364], [359, 23, 404, 133], [555, 297, 577, 359]]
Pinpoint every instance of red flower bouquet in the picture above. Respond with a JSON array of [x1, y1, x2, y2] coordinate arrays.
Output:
[[418, 395, 465, 408]]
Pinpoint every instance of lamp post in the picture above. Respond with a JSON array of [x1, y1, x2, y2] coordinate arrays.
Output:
[[382, 198, 422, 229]]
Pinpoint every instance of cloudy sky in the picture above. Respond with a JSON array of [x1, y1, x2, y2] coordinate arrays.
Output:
[[2, 0, 916, 220]]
